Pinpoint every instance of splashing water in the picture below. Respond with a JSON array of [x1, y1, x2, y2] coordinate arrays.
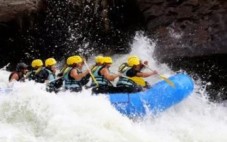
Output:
[[0, 33, 227, 142]]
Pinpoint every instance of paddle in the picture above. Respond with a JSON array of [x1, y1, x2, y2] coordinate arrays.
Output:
[[127, 76, 146, 87], [83, 60, 99, 87], [48, 76, 63, 84], [143, 64, 175, 87]]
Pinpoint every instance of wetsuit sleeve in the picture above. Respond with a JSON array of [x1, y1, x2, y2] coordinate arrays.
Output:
[[126, 68, 140, 77]]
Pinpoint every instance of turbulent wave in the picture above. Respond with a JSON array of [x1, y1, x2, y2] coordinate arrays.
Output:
[[0, 33, 227, 142]]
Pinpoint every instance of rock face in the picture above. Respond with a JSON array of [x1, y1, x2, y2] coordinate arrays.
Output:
[[0, 0, 44, 22], [1, 0, 226, 62], [0, 0, 46, 68], [137, 0, 227, 61]]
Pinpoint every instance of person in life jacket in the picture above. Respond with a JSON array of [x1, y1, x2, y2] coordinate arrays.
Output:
[[63, 55, 90, 92], [9, 62, 28, 82], [118, 55, 148, 73], [89, 55, 104, 87], [91, 56, 120, 94], [26, 59, 45, 83], [43, 58, 62, 93], [58, 56, 90, 87], [116, 55, 158, 93]]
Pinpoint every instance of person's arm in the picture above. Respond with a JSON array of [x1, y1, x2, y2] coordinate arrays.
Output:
[[101, 68, 119, 81], [139, 60, 148, 70], [136, 70, 158, 78], [70, 68, 89, 81], [9, 73, 19, 82]]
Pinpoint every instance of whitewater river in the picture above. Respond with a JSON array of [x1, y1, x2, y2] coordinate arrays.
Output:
[[0, 33, 227, 142]]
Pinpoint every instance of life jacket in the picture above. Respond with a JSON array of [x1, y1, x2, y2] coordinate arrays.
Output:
[[117, 63, 137, 87], [27, 70, 35, 80], [57, 65, 68, 77], [44, 68, 56, 82], [118, 63, 128, 73], [43, 68, 57, 92], [63, 67, 82, 90], [80, 73, 90, 86], [27, 67, 46, 83], [35, 67, 49, 83], [9, 72, 25, 82], [91, 65, 112, 87]]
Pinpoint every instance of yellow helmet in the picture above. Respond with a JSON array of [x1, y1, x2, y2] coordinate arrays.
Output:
[[128, 55, 139, 61], [66, 56, 76, 65], [45, 58, 57, 67], [72, 55, 83, 64], [128, 57, 140, 67], [31, 59, 43, 68], [95, 55, 104, 64], [103, 56, 113, 64]]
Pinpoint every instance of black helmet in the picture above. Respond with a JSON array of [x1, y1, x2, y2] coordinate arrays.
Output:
[[16, 62, 28, 71]]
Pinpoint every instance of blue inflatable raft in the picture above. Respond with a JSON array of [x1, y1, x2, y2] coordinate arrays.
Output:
[[109, 73, 194, 117]]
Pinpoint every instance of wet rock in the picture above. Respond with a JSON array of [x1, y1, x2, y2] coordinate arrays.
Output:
[[0, 0, 45, 23], [137, 0, 227, 61], [0, 0, 46, 68]]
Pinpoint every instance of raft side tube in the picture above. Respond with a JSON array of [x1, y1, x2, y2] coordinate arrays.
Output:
[[109, 73, 194, 117]]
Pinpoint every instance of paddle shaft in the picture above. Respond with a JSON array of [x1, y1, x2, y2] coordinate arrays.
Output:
[[142, 64, 175, 87], [48, 76, 63, 84], [83, 60, 99, 87]]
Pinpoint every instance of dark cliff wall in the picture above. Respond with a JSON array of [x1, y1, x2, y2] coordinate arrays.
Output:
[[1, 0, 226, 63], [137, 0, 227, 60], [0, 0, 46, 67]]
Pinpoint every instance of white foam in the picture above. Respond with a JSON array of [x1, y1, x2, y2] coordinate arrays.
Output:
[[0, 32, 226, 142]]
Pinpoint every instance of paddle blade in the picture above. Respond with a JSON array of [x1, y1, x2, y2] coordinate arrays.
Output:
[[130, 77, 146, 87], [159, 74, 175, 87]]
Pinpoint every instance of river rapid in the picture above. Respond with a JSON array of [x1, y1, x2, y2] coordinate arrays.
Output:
[[0, 33, 227, 142]]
